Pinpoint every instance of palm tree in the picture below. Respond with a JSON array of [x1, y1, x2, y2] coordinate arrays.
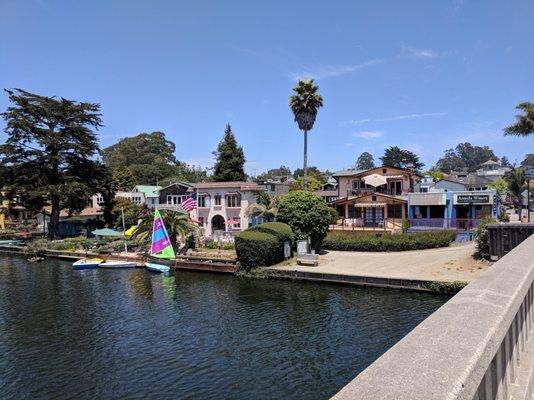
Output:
[[132, 209, 199, 252], [505, 168, 526, 219], [289, 80, 324, 189], [245, 192, 280, 221]]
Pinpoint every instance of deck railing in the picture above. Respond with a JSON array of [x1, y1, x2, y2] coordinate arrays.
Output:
[[331, 235, 534, 400], [330, 218, 404, 232], [408, 218, 483, 231]]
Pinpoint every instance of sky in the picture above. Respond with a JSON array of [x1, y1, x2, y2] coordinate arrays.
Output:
[[1, 0, 533, 176]]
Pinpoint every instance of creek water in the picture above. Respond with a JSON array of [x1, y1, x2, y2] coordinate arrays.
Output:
[[0, 255, 448, 399]]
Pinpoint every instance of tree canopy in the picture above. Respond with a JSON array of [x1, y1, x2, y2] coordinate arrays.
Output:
[[255, 165, 292, 182], [504, 102, 534, 137], [212, 124, 246, 182], [379, 146, 424, 171], [355, 152, 375, 170], [0, 88, 105, 238], [435, 142, 498, 172], [522, 154, 534, 166], [102, 131, 198, 185], [293, 166, 331, 184]]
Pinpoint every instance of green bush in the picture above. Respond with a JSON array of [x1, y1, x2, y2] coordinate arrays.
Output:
[[475, 217, 497, 260], [423, 280, 468, 294], [247, 221, 294, 245], [235, 230, 281, 270], [323, 230, 457, 252], [277, 190, 332, 250]]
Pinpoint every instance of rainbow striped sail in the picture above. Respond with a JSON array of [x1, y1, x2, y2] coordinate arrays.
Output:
[[150, 209, 176, 259]]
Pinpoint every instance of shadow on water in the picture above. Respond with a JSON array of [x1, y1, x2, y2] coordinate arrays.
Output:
[[0, 255, 449, 400]]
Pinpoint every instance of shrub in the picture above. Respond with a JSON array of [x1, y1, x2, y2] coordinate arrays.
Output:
[[235, 230, 281, 270], [248, 221, 294, 245], [475, 217, 497, 260], [424, 280, 468, 294], [277, 190, 332, 250], [323, 230, 457, 252]]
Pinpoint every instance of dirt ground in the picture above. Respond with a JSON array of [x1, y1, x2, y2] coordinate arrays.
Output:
[[269, 242, 492, 282]]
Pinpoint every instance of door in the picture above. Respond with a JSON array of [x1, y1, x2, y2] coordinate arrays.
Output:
[[211, 215, 225, 232]]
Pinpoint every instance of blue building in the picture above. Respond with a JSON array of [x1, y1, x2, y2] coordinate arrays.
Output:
[[407, 190, 500, 241]]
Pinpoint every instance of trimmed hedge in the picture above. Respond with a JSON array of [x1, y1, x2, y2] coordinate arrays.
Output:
[[323, 230, 457, 252], [235, 222, 293, 270], [247, 221, 294, 245]]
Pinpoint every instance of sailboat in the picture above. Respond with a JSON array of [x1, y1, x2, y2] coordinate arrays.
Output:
[[145, 208, 175, 273]]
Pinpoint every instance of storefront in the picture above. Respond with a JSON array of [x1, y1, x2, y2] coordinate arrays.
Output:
[[333, 193, 406, 228]]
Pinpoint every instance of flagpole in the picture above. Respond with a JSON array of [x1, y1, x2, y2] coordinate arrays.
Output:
[[121, 206, 128, 253]]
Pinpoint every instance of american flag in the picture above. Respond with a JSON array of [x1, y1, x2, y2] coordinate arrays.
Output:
[[181, 194, 197, 212]]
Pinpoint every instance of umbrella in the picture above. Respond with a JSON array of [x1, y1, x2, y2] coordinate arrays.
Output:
[[225, 219, 239, 225], [91, 228, 123, 237], [124, 225, 138, 237], [362, 173, 388, 188]]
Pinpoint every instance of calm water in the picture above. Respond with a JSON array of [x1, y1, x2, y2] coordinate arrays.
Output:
[[0, 256, 447, 400]]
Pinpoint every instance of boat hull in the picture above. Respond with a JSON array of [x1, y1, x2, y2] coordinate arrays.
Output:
[[73, 258, 104, 269], [145, 262, 171, 273], [99, 261, 137, 269]]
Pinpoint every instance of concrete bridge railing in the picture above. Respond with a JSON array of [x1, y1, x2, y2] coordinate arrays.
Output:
[[332, 235, 534, 400]]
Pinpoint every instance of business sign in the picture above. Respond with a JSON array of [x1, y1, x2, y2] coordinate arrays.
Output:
[[454, 194, 492, 205], [283, 241, 291, 259]]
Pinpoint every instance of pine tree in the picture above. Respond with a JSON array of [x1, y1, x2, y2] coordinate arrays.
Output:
[[212, 124, 246, 182], [356, 152, 375, 170]]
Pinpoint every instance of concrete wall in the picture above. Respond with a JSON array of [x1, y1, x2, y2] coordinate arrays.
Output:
[[332, 234, 534, 400]]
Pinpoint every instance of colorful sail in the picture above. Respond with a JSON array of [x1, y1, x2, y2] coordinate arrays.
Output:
[[150, 209, 176, 259]]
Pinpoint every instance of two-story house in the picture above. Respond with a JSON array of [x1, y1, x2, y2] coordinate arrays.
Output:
[[190, 181, 265, 236], [330, 166, 420, 229]]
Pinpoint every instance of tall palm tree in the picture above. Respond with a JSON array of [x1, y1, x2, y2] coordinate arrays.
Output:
[[505, 168, 526, 219], [289, 80, 324, 189], [132, 209, 199, 252]]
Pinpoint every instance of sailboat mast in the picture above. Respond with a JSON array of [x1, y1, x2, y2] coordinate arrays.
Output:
[[121, 207, 127, 253]]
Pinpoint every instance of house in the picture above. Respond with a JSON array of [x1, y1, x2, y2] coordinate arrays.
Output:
[[190, 181, 265, 236], [448, 174, 494, 191], [314, 176, 339, 203], [415, 176, 435, 192], [524, 165, 534, 177], [429, 179, 467, 192], [475, 160, 510, 182], [330, 166, 420, 229], [132, 185, 161, 207], [37, 206, 104, 237], [262, 181, 291, 196], [158, 182, 194, 210]]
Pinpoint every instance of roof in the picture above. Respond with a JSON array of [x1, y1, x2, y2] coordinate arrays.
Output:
[[331, 192, 407, 205], [448, 175, 494, 186], [42, 206, 103, 218], [332, 166, 422, 178], [332, 169, 367, 177], [133, 185, 161, 198], [481, 159, 499, 166], [193, 181, 265, 191], [159, 182, 194, 191], [314, 190, 338, 197]]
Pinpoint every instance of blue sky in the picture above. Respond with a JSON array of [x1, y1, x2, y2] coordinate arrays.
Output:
[[1, 0, 533, 176]]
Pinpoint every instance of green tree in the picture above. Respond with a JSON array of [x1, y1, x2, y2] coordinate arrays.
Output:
[[504, 102, 534, 137], [212, 124, 246, 182], [379, 146, 424, 171], [293, 166, 330, 184], [356, 152, 375, 170], [277, 190, 332, 250], [424, 169, 445, 181], [245, 192, 280, 221], [0, 89, 103, 239], [289, 80, 324, 188], [505, 168, 526, 218], [488, 178, 507, 196], [436, 143, 498, 172], [112, 166, 136, 191], [522, 154, 534, 166], [500, 156, 511, 168], [133, 209, 199, 251], [294, 175, 322, 191], [255, 165, 292, 182], [95, 165, 118, 226], [111, 197, 140, 230], [102, 131, 182, 184]]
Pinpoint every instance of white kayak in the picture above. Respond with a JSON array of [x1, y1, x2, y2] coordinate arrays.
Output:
[[73, 258, 103, 269], [145, 262, 170, 273], [99, 260, 137, 269]]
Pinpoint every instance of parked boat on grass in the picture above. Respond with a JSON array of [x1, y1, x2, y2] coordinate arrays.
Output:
[[73, 258, 104, 269], [145, 208, 175, 273]]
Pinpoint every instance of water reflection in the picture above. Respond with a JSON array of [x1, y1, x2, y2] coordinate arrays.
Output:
[[0, 255, 448, 400]]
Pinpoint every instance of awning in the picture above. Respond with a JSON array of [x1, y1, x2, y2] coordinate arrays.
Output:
[[92, 228, 123, 237], [355, 202, 386, 207], [385, 175, 404, 179], [410, 193, 447, 206], [363, 174, 388, 187]]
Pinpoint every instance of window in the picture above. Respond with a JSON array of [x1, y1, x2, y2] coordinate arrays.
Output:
[[226, 194, 241, 207], [388, 181, 402, 195], [214, 194, 221, 206], [421, 188, 428, 193], [352, 180, 360, 190], [167, 195, 185, 205], [229, 217, 241, 229], [198, 195, 210, 208]]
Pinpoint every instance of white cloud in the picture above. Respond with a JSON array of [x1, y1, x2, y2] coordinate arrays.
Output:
[[353, 130, 384, 139], [400, 42, 439, 58], [288, 59, 385, 81], [341, 112, 446, 126]]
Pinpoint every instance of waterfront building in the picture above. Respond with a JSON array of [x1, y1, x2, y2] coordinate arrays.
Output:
[[158, 182, 194, 210], [131, 185, 161, 207], [474, 159, 510, 182], [330, 166, 420, 230], [190, 181, 265, 237], [407, 189, 500, 240], [415, 175, 435, 192], [262, 180, 291, 196], [314, 176, 339, 203]]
